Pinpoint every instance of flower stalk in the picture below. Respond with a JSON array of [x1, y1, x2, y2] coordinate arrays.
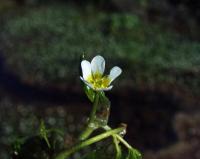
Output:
[[55, 127, 124, 159], [113, 135, 121, 159], [54, 55, 141, 159], [103, 125, 133, 149], [79, 91, 100, 141], [88, 91, 100, 123]]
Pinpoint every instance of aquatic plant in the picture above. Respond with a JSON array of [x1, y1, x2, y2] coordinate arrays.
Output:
[[12, 55, 141, 159]]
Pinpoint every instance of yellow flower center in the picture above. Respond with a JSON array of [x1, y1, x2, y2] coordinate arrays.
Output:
[[86, 72, 111, 90]]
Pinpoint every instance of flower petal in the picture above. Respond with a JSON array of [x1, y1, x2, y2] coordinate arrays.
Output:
[[108, 66, 122, 84], [91, 55, 105, 75], [100, 85, 113, 91], [81, 60, 92, 80], [80, 76, 94, 89]]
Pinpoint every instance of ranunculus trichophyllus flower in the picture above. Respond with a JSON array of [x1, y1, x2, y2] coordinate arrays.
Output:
[[80, 55, 122, 91]]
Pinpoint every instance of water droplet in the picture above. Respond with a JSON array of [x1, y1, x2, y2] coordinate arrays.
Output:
[[119, 129, 126, 137]]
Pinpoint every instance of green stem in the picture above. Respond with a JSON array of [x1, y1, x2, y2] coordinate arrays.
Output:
[[113, 135, 121, 159], [55, 127, 124, 159], [79, 92, 100, 140], [103, 125, 132, 149], [89, 91, 100, 123], [115, 134, 132, 149]]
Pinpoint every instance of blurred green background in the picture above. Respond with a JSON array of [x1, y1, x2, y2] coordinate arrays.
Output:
[[0, 0, 200, 159]]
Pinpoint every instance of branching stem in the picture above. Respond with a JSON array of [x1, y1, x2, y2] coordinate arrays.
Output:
[[55, 127, 124, 159]]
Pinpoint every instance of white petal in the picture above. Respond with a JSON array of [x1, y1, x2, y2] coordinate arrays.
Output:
[[108, 66, 122, 84], [91, 55, 105, 75], [99, 85, 113, 91], [81, 60, 92, 80]]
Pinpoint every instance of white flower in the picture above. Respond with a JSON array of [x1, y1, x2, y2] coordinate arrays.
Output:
[[80, 55, 122, 91]]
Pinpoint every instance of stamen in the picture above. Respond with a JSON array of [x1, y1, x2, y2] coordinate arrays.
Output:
[[86, 73, 111, 90]]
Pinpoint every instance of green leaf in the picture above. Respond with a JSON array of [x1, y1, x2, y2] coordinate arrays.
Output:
[[126, 148, 142, 159], [83, 85, 95, 102], [39, 120, 51, 148]]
